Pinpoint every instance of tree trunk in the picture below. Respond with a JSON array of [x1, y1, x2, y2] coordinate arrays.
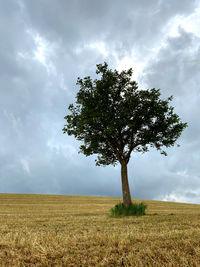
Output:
[[121, 161, 132, 207]]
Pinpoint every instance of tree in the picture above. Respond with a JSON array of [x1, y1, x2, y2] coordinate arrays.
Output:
[[63, 62, 187, 207]]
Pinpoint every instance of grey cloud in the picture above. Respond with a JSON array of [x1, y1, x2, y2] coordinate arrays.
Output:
[[139, 28, 200, 202], [143, 28, 200, 96], [0, 0, 200, 203], [21, 0, 197, 59], [142, 28, 200, 142]]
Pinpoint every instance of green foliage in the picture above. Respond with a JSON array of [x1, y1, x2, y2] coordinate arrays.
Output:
[[110, 202, 147, 217], [63, 62, 187, 166]]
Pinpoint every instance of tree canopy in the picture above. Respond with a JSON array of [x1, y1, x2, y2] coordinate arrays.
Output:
[[63, 62, 187, 166]]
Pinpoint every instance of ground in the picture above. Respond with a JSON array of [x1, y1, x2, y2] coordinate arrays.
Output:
[[0, 193, 200, 266]]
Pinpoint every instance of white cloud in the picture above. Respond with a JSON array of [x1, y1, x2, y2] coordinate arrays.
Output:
[[20, 158, 31, 175], [75, 41, 109, 57], [162, 190, 200, 204], [116, 54, 147, 82], [24, 29, 57, 75]]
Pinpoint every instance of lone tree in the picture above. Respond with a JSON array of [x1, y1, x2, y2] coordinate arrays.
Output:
[[63, 62, 187, 207]]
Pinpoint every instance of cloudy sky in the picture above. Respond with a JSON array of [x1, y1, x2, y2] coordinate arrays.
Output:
[[1, 0, 200, 204]]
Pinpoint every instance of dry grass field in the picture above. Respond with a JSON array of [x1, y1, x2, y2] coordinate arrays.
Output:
[[0, 193, 200, 266]]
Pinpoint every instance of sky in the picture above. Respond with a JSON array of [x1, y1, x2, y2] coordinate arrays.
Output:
[[0, 0, 200, 204]]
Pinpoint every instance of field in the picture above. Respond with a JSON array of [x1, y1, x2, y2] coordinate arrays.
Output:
[[0, 194, 200, 266]]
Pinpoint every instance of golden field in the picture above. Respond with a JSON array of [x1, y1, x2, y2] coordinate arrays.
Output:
[[0, 193, 200, 266]]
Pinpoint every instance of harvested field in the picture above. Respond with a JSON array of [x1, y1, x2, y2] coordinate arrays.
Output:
[[0, 193, 200, 266]]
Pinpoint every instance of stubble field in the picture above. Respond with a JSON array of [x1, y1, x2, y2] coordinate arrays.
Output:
[[0, 193, 200, 266]]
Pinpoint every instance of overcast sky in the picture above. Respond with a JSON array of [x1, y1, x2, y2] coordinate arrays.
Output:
[[1, 0, 200, 204]]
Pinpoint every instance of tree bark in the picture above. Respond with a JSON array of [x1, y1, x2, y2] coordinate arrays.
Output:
[[121, 161, 132, 207]]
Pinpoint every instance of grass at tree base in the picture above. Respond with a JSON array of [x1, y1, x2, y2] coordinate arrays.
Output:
[[110, 202, 147, 217]]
